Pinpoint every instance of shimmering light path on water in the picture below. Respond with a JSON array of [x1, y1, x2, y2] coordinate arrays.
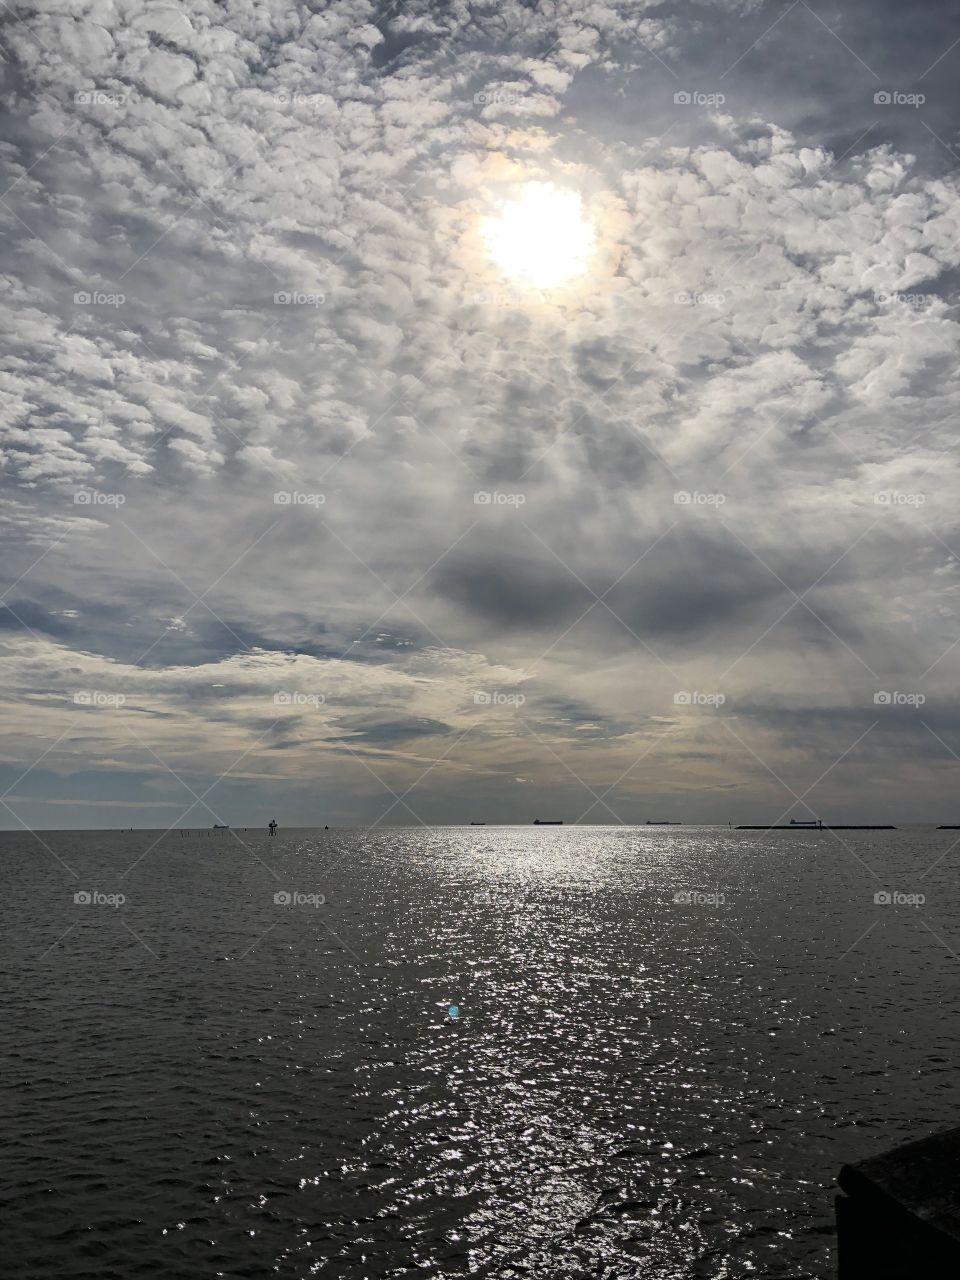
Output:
[[3, 826, 959, 1278]]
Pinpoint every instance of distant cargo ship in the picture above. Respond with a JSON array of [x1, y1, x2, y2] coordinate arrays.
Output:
[[737, 823, 895, 831], [646, 820, 681, 825], [533, 819, 563, 825]]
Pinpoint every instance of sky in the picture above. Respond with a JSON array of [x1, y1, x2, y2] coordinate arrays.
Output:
[[2, 0, 960, 829]]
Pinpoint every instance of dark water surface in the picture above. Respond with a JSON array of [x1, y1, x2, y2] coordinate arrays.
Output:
[[3, 825, 959, 1278]]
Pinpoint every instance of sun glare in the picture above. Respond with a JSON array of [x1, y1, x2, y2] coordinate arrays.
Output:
[[482, 182, 595, 289]]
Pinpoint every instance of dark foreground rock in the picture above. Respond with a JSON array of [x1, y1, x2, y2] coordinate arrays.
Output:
[[837, 1126, 960, 1277]]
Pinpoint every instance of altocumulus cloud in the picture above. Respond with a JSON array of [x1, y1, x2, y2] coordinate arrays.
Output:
[[2, 0, 960, 825]]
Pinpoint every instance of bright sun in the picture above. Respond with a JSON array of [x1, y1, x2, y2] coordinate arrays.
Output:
[[482, 182, 595, 290]]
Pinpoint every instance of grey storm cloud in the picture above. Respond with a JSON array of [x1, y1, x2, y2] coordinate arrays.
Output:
[[429, 529, 795, 638]]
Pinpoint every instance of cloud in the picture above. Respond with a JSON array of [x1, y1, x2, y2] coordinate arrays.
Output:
[[3, 0, 960, 823]]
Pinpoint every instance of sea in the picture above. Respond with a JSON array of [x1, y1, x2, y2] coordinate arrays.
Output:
[[3, 824, 959, 1279]]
